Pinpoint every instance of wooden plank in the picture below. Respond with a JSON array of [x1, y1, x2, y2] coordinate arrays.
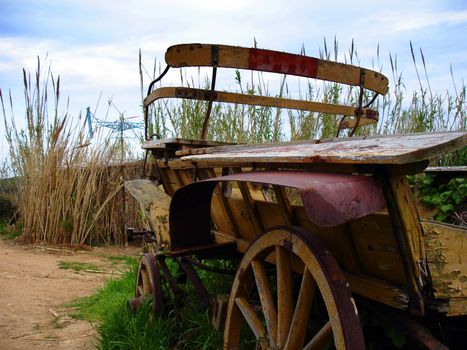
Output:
[[156, 163, 176, 196], [144, 87, 379, 126], [345, 273, 410, 310], [165, 44, 389, 94], [142, 137, 232, 150], [383, 174, 426, 316], [293, 206, 360, 270], [273, 185, 295, 226], [180, 131, 466, 167], [167, 158, 368, 174], [349, 213, 406, 283], [276, 246, 294, 348], [422, 220, 467, 316], [224, 197, 258, 240], [124, 179, 171, 244], [198, 168, 240, 237], [230, 168, 264, 234], [424, 166, 467, 175]]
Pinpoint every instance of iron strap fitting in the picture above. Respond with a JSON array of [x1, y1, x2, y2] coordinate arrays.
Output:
[[200, 46, 219, 140]]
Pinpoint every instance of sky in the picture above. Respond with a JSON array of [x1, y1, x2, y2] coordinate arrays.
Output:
[[0, 0, 466, 159]]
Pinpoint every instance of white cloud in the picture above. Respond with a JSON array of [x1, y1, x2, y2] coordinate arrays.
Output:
[[374, 9, 467, 33]]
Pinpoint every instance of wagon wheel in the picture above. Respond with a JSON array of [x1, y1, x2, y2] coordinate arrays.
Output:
[[223, 226, 365, 350], [131, 253, 164, 315], [129, 254, 188, 316]]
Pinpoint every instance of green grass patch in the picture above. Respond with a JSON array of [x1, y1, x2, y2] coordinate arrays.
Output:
[[58, 261, 101, 273], [72, 259, 225, 349], [106, 255, 139, 266], [0, 221, 21, 239]]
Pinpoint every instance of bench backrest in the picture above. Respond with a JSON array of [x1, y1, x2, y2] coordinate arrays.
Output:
[[165, 44, 389, 95]]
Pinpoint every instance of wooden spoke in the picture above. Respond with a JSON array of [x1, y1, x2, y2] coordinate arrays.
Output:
[[235, 297, 267, 344], [141, 268, 150, 295], [276, 245, 293, 348], [251, 259, 278, 347], [284, 267, 316, 350], [224, 227, 365, 350], [303, 321, 333, 350]]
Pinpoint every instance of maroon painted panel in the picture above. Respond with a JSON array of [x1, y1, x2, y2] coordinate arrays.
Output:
[[249, 48, 318, 78], [215, 171, 386, 227], [169, 171, 387, 253]]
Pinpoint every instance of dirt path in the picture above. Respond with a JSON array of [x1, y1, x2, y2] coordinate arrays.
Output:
[[0, 239, 140, 350]]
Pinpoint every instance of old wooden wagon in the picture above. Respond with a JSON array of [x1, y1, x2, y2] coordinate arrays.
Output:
[[126, 44, 467, 349]]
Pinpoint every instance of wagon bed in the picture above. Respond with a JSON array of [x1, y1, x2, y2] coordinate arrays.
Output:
[[130, 43, 467, 350]]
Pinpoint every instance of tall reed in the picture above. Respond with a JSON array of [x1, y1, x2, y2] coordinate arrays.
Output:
[[1, 59, 142, 245]]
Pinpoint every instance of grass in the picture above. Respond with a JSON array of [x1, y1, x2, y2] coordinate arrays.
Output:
[[71, 258, 223, 349], [0, 220, 21, 239], [58, 261, 101, 273], [106, 255, 140, 266], [73, 256, 428, 350]]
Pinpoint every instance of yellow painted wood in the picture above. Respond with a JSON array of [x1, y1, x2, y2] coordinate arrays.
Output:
[[124, 179, 171, 245], [252, 259, 278, 347], [198, 168, 239, 236], [144, 87, 379, 127], [303, 321, 332, 350], [276, 246, 294, 348], [385, 174, 426, 315], [165, 44, 389, 94], [422, 221, 467, 316], [230, 168, 264, 234], [213, 229, 410, 310], [234, 297, 267, 348], [284, 267, 316, 350], [349, 213, 407, 284], [273, 185, 295, 226]]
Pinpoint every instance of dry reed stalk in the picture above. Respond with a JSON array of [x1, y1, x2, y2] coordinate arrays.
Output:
[[1, 59, 143, 245]]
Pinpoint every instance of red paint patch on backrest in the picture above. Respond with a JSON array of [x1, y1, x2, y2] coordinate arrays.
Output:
[[249, 48, 318, 78]]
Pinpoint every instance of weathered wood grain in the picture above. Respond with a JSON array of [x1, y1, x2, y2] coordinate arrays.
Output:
[[143, 87, 379, 127], [124, 179, 171, 244], [179, 131, 466, 166], [422, 221, 467, 316], [165, 44, 389, 94]]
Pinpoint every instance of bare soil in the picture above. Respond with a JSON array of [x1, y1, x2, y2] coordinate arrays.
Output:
[[0, 239, 140, 350]]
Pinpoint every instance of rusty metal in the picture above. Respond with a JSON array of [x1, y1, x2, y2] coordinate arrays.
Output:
[[126, 228, 155, 242], [145, 65, 170, 140], [169, 170, 385, 252], [157, 256, 184, 308], [200, 46, 218, 140], [184, 256, 235, 275], [176, 257, 211, 309]]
